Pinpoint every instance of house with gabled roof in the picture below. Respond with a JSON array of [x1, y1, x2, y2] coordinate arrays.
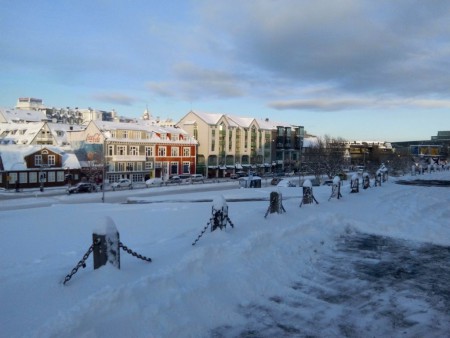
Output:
[[176, 110, 304, 177], [0, 145, 81, 190]]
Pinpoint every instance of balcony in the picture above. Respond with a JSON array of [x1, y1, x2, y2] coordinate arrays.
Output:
[[112, 155, 146, 162]]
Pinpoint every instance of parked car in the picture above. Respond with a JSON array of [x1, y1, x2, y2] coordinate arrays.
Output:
[[111, 179, 133, 191], [66, 182, 97, 194], [167, 175, 182, 184], [230, 174, 238, 179], [178, 174, 192, 181], [277, 179, 296, 187], [145, 178, 163, 187], [271, 177, 283, 185], [190, 174, 205, 183], [323, 180, 334, 186]]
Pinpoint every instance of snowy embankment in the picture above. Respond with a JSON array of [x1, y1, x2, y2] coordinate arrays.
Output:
[[1, 172, 449, 337]]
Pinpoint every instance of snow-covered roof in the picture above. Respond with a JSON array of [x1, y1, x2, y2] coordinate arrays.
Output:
[[0, 122, 45, 145], [0, 107, 47, 123]]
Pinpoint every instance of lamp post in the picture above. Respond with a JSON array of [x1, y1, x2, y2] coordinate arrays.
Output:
[[102, 138, 108, 203]]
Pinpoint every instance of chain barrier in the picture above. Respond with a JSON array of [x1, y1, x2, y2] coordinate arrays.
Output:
[[63, 244, 94, 285], [192, 222, 211, 246], [119, 242, 152, 262], [192, 212, 235, 246]]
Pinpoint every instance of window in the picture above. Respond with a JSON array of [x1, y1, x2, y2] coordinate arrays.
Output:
[[126, 162, 134, 171], [158, 147, 166, 156], [170, 162, 178, 174], [123, 130, 128, 139], [118, 162, 125, 171], [145, 146, 153, 157], [117, 146, 126, 155], [145, 162, 153, 170], [130, 146, 138, 156], [183, 161, 190, 173], [47, 171, 55, 182], [171, 147, 179, 156], [160, 133, 167, 140], [211, 140, 215, 152], [183, 147, 190, 156], [108, 145, 113, 156], [35, 155, 42, 166], [48, 155, 55, 166]]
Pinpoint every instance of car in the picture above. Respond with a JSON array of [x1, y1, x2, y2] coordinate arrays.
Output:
[[190, 174, 205, 183], [167, 175, 182, 184], [66, 182, 97, 194], [178, 174, 192, 181], [111, 179, 133, 191], [277, 179, 296, 187], [323, 180, 334, 186], [145, 178, 163, 187], [229, 174, 238, 179], [271, 177, 283, 185]]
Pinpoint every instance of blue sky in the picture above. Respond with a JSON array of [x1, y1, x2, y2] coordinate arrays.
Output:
[[1, 0, 449, 142]]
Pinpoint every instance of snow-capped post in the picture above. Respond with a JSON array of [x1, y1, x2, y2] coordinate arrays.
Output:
[[328, 176, 342, 201], [411, 164, 416, 176], [362, 173, 370, 189], [192, 195, 235, 246], [264, 191, 286, 217], [375, 169, 382, 187], [62, 216, 151, 285], [350, 173, 359, 193], [418, 164, 423, 175], [93, 216, 120, 270], [300, 179, 319, 207]]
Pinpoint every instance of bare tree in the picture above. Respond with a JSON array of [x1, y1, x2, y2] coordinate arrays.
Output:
[[302, 135, 347, 182]]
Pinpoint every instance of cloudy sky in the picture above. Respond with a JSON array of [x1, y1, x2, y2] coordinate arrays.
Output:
[[1, 0, 449, 141]]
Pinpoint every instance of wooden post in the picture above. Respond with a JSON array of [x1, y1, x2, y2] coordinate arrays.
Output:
[[93, 216, 120, 270], [362, 173, 370, 189], [350, 174, 359, 193]]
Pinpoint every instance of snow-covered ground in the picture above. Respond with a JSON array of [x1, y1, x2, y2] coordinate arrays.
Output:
[[1, 172, 449, 337]]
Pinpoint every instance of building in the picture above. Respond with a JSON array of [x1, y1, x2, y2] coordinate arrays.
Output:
[[176, 111, 304, 177], [68, 120, 197, 183], [0, 145, 81, 190]]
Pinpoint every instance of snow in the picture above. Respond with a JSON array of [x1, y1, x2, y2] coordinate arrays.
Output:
[[333, 175, 340, 185], [1, 172, 450, 337]]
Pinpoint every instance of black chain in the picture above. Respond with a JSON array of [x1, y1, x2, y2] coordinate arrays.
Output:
[[119, 242, 152, 262], [192, 213, 235, 246], [63, 244, 94, 285], [192, 222, 210, 246], [226, 216, 234, 228]]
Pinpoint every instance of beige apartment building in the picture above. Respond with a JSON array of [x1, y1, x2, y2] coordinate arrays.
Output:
[[177, 111, 304, 177]]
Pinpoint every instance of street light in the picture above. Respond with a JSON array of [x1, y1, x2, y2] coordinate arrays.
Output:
[[102, 138, 108, 203]]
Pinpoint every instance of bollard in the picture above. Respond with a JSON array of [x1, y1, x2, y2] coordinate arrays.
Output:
[[411, 165, 416, 176], [362, 173, 370, 189], [375, 170, 382, 187], [93, 217, 120, 270], [300, 179, 319, 207], [328, 176, 342, 200], [192, 195, 235, 246], [265, 191, 286, 217], [211, 195, 229, 231], [350, 174, 359, 193]]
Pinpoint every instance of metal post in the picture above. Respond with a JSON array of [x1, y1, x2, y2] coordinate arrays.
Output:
[[102, 138, 107, 203], [93, 218, 120, 269]]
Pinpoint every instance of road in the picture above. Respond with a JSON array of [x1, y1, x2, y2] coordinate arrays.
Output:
[[0, 181, 241, 211]]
